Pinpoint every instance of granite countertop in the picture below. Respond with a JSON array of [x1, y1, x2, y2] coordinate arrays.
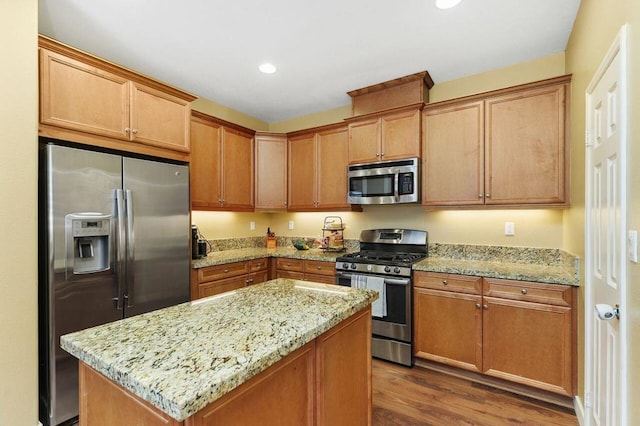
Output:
[[414, 244, 580, 286], [60, 279, 377, 421], [192, 246, 351, 269]]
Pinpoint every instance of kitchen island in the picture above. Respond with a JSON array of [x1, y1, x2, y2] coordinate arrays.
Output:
[[61, 279, 378, 425]]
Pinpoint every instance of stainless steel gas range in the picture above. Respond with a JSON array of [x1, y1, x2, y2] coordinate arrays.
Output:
[[335, 229, 428, 366]]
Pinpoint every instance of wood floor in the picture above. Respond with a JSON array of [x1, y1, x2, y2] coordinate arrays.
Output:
[[372, 359, 578, 425]]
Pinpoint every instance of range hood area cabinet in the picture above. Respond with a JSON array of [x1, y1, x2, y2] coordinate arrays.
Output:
[[38, 36, 195, 162], [422, 75, 571, 208], [190, 111, 255, 211], [346, 105, 422, 164], [287, 124, 354, 211]]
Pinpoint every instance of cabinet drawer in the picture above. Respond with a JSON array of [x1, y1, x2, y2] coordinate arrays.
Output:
[[414, 271, 482, 295], [249, 258, 269, 273], [198, 261, 248, 283], [247, 270, 268, 286], [303, 273, 336, 285], [277, 270, 305, 280], [483, 278, 572, 307], [303, 260, 335, 277], [276, 258, 304, 272], [198, 275, 247, 298]]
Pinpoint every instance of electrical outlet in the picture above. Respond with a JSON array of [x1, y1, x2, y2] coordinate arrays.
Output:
[[288, 221, 294, 230], [504, 222, 515, 236], [250, 221, 255, 231]]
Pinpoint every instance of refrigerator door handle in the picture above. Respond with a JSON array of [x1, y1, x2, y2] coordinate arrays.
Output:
[[125, 189, 135, 308], [115, 189, 126, 310]]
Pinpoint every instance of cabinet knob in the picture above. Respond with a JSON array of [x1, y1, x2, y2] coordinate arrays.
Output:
[[521, 288, 528, 295], [485, 193, 491, 198], [132, 129, 138, 134], [317, 266, 321, 270], [125, 127, 131, 133], [442, 280, 448, 285], [476, 303, 481, 309], [223, 269, 229, 273], [478, 194, 483, 198], [381, 152, 385, 157], [376, 153, 380, 157], [482, 304, 488, 310]]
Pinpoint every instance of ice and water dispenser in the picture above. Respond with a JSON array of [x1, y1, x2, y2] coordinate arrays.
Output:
[[65, 213, 112, 275]]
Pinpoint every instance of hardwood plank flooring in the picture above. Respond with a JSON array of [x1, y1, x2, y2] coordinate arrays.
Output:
[[372, 359, 578, 425]]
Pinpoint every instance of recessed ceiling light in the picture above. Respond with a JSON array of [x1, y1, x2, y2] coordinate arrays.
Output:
[[258, 63, 277, 74], [435, 0, 462, 9]]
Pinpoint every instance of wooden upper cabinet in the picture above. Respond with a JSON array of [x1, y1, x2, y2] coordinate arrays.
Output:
[[130, 82, 191, 152], [38, 36, 195, 161], [222, 127, 254, 210], [190, 116, 221, 208], [485, 83, 568, 205], [190, 111, 254, 211], [255, 133, 287, 211], [422, 100, 484, 206], [288, 124, 351, 211], [39, 48, 131, 140], [422, 75, 570, 208], [347, 106, 421, 164], [288, 133, 316, 210], [316, 126, 349, 209]]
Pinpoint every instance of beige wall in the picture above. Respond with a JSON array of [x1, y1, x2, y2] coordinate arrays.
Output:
[[565, 0, 640, 423], [0, 1, 39, 425], [191, 97, 269, 131]]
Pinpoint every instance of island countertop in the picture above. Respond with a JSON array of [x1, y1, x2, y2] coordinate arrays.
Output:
[[60, 279, 378, 421]]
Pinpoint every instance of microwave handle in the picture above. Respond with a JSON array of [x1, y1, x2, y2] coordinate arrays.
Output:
[[394, 173, 399, 202]]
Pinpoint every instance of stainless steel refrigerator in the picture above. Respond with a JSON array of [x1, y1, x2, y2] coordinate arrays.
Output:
[[38, 140, 191, 425]]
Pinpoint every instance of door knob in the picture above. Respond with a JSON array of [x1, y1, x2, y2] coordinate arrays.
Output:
[[595, 303, 620, 320]]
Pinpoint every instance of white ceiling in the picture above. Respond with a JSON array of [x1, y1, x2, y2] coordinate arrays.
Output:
[[38, 0, 581, 123]]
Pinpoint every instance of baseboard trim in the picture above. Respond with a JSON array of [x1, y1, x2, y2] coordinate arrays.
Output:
[[414, 359, 575, 409]]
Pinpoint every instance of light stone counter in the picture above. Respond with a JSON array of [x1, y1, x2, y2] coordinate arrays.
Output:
[[192, 246, 351, 269], [414, 244, 580, 286], [60, 279, 377, 421]]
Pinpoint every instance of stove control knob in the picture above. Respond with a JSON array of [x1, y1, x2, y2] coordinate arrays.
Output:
[[342, 263, 350, 269], [350, 263, 357, 270], [394, 267, 401, 274], [384, 266, 391, 273]]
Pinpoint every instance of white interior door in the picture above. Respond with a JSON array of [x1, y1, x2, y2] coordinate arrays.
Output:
[[585, 25, 628, 426]]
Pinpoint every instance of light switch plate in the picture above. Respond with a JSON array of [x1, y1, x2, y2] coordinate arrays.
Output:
[[288, 221, 294, 230], [250, 221, 255, 231], [628, 230, 638, 263], [504, 222, 515, 236]]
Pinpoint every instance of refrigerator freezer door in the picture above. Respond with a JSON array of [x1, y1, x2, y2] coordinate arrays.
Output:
[[122, 157, 190, 317], [43, 144, 123, 425]]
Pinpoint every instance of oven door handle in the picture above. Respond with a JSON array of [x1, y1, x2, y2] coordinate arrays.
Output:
[[337, 272, 410, 286]]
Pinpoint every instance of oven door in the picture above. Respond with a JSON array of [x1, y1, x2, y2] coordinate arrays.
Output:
[[335, 271, 412, 343]]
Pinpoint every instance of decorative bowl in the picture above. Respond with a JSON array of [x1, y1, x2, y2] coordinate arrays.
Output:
[[292, 238, 315, 250]]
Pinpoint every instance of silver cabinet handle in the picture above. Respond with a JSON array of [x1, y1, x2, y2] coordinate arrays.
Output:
[[521, 288, 528, 294], [476, 303, 481, 309], [485, 193, 491, 198], [482, 304, 488, 310], [131, 129, 138, 134], [479, 194, 483, 198], [442, 280, 448, 285]]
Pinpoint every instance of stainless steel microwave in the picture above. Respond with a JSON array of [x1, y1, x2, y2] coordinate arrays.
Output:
[[347, 157, 419, 205]]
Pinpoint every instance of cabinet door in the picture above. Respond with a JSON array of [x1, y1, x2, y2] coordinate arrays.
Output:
[[316, 127, 350, 209], [422, 101, 485, 206], [413, 287, 482, 372], [131, 82, 191, 152], [222, 127, 254, 210], [348, 117, 380, 164], [288, 133, 317, 210], [380, 108, 420, 160], [485, 83, 567, 205], [255, 133, 287, 211], [40, 48, 131, 140], [198, 275, 248, 299], [482, 296, 574, 395], [190, 116, 222, 208]]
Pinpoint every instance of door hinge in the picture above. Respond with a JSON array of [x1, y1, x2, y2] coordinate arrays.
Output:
[[585, 129, 592, 147]]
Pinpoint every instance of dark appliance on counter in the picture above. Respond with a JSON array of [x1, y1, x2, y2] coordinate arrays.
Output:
[[192, 225, 207, 259], [38, 140, 191, 426], [347, 157, 419, 205], [335, 229, 428, 366]]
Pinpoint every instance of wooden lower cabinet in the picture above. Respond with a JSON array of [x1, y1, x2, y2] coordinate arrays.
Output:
[[413, 271, 576, 396], [78, 307, 372, 425], [275, 258, 336, 284], [192, 259, 269, 300]]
